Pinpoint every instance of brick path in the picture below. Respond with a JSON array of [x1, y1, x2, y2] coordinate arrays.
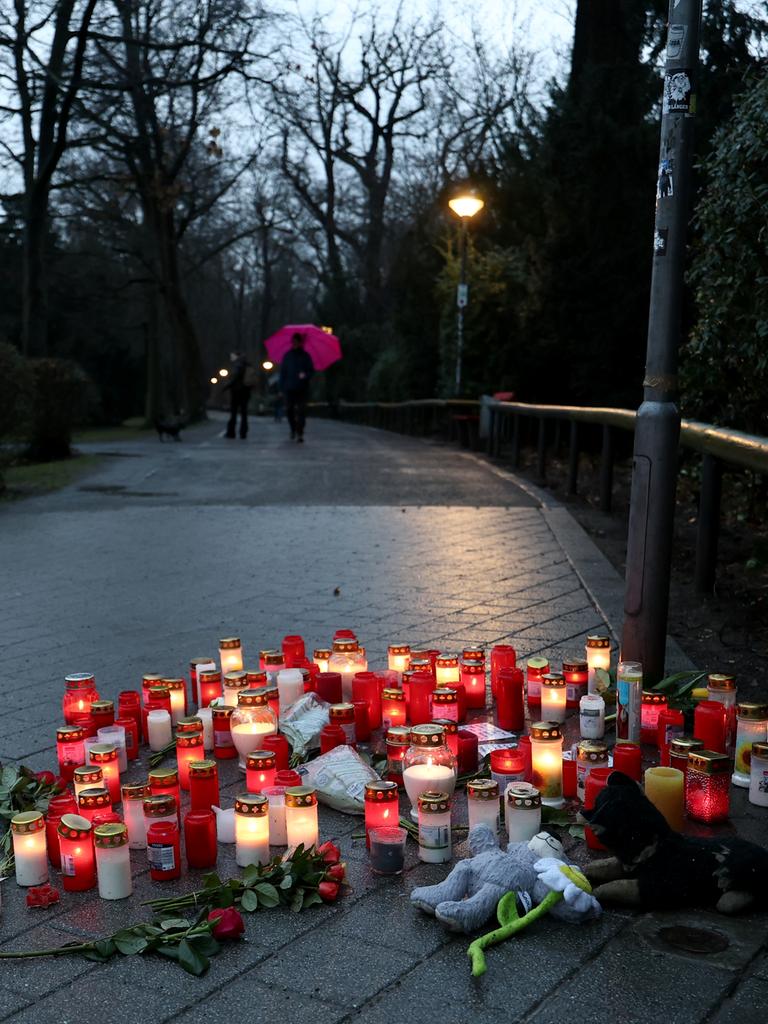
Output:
[[0, 416, 765, 1023]]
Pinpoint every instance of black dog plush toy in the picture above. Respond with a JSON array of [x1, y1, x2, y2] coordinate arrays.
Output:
[[581, 771, 768, 914]]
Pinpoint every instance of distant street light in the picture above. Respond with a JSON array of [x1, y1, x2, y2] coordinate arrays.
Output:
[[448, 191, 484, 395], [219, 368, 229, 377], [262, 360, 274, 371], [210, 377, 218, 385]]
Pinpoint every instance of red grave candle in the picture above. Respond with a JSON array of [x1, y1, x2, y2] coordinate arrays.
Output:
[[382, 688, 407, 729], [352, 672, 382, 730], [316, 672, 343, 705], [457, 729, 479, 774], [141, 673, 164, 706], [364, 780, 399, 847], [385, 727, 411, 785], [115, 716, 139, 762], [517, 735, 533, 782], [612, 741, 642, 781], [275, 768, 301, 787], [246, 750, 277, 793], [490, 747, 526, 792], [562, 756, 577, 798], [657, 709, 685, 767], [685, 750, 731, 824], [320, 724, 346, 753], [584, 767, 613, 850], [117, 691, 142, 740], [641, 692, 668, 745], [57, 813, 96, 891], [189, 759, 220, 811], [461, 660, 487, 710], [147, 821, 181, 881], [496, 668, 525, 732], [57, 725, 86, 776], [282, 634, 306, 667], [431, 689, 459, 723], [184, 810, 218, 869], [353, 701, 372, 742], [262, 733, 290, 772], [148, 767, 181, 821], [212, 706, 237, 759], [90, 701, 115, 731], [176, 728, 205, 790], [526, 657, 549, 706], [431, 718, 459, 760], [694, 701, 728, 755], [63, 673, 99, 725], [669, 736, 704, 779], [46, 792, 78, 868], [490, 645, 517, 699], [409, 672, 435, 725], [198, 670, 223, 708], [563, 658, 589, 709], [246, 670, 268, 691], [70, 710, 97, 739], [77, 787, 111, 824]]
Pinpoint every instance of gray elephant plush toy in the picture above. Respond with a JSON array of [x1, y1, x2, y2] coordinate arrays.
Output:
[[410, 824, 601, 933]]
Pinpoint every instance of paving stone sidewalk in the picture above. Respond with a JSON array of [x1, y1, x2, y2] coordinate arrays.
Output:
[[0, 416, 765, 1023]]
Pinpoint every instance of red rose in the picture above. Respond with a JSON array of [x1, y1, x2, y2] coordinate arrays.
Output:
[[26, 884, 60, 908], [35, 771, 57, 787], [53, 776, 68, 793], [316, 841, 340, 865], [318, 881, 340, 902], [325, 863, 345, 882], [207, 907, 245, 941]]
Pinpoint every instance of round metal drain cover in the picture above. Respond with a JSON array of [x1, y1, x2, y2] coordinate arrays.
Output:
[[658, 925, 729, 955]]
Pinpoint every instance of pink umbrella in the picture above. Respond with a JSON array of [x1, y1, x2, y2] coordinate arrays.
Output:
[[263, 324, 342, 372]]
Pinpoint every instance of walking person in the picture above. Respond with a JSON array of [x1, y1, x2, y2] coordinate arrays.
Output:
[[223, 351, 252, 439], [279, 332, 314, 442]]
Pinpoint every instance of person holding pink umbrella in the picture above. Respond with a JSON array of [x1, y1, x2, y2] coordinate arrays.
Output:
[[279, 332, 315, 442]]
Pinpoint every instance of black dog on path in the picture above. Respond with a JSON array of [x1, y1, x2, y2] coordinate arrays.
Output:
[[581, 771, 768, 913], [154, 418, 184, 442]]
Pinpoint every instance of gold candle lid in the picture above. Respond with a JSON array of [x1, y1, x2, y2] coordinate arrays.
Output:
[[199, 669, 222, 683], [147, 685, 170, 699], [436, 653, 459, 667], [176, 731, 205, 748], [467, 779, 499, 800], [382, 688, 405, 701], [586, 635, 611, 649], [57, 725, 86, 742], [431, 717, 459, 735], [11, 810, 44, 833], [161, 678, 185, 691], [432, 689, 457, 704], [189, 759, 218, 778], [752, 742, 768, 759], [212, 706, 233, 721], [669, 736, 704, 757], [577, 740, 609, 762], [687, 750, 732, 775], [94, 822, 128, 848], [418, 790, 451, 813], [364, 780, 399, 802], [142, 673, 164, 685], [737, 703, 768, 720], [507, 785, 541, 810], [531, 721, 563, 741], [562, 658, 588, 673], [176, 716, 203, 734], [388, 644, 410, 656], [65, 673, 95, 688], [89, 743, 117, 763], [234, 793, 268, 815], [143, 793, 177, 816], [527, 656, 549, 671], [708, 674, 736, 691], [246, 751, 277, 770], [642, 691, 667, 705], [410, 724, 445, 745], [121, 782, 148, 801], [462, 645, 485, 662], [246, 670, 267, 686], [285, 786, 317, 808], [386, 726, 411, 743], [238, 688, 270, 707], [78, 787, 111, 809], [313, 648, 332, 660], [224, 671, 248, 687], [90, 700, 114, 713], [148, 767, 179, 786], [541, 673, 565, 689], [58, 813, 92, 839], [73, 765, 102, 784], [332, 639, 358, 653], [263, 651, 285, 665], [219, 637, 242, 649]]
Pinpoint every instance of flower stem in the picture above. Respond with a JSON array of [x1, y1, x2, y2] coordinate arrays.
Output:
[[0, 942, 94, 960]]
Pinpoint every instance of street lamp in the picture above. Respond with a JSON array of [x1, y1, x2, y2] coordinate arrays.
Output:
[[210, 377, 218, 385], [262, 361, 274, 372], [448, 191, 484, 395], [219, 368, 229, 377]]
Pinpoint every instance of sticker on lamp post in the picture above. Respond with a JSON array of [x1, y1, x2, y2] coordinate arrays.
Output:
[[456, 284, 468, 309]]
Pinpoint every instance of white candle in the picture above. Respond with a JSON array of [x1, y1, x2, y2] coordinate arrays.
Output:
[[285, 787, 319, 852], [196, 707, 214, 751], [467, 780, 500, 833], [388, 644, 411, 676], [97, 725, 128, 773], [506, 784, 542, 843], [219, 637, 244, 674], [231, 722, 275, 768], [94, 824, 132, 900], [11, 812, 48, 886], [403, 763, 456, 818], [163, 680, 186, 725], [235, 795, 271, 867], [530, 722, 564, 807], [73, 766, 103, 801], [586, 635, 611, 694], [579, 693, 606, 739], [147, 709, 173, 751], [540, 675, 567, 724], [277, 669, 304, 715], [263, 786, 287, 844], [121, 785, 148, 849]]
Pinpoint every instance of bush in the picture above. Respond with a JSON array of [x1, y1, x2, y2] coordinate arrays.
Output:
[[27, 357, 92, 461], [0, 341, 34, 490]]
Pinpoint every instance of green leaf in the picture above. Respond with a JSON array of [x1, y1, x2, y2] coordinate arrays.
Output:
[[279, 873, 293, 890], [241, 865, 261, 886], [83, 948, 113, 963], [93, 939, 116, 959], [1, 767, 18, 789], [160, 918, 190, 932], [112, 931, 149, 956], [202, 872, 223, 889], [302, 890, 322, 909], [568, 824, 586, 841], [177, 938, 210, 977], [189, 934, 220, 957], [255, 883, 280, 908], [155, 945, 180, 961], [240, 888, 258, 912], [290, 889, 305, 913]]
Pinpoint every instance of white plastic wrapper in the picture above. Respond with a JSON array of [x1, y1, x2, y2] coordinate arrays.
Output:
[[279, 692, 330, 757], [301, 745, 381, 815]]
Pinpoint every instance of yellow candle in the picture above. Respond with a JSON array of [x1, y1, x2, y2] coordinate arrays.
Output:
[[285, 786, 319, 852], [644, 767, 684, 830], [235, 794, 270, 867], [530, 722, 564, 807]]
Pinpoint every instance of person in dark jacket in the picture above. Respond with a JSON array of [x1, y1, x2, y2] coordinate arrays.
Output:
[[223, 351, 251, 439], [279, 333, 314, 442]]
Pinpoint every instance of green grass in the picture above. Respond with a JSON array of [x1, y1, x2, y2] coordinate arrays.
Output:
[[72, 419, 151, 443], [0, 454, 103, 501]]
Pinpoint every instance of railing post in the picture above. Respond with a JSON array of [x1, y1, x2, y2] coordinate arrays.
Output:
[[493, 409, 502, 457], [695, 454, 723, 594], [568, 421, 579, 495], [537, 418, 546, 480], [511, 414, 521, 467], [486, 407, 495, 455], [600, 425, 614, 513]]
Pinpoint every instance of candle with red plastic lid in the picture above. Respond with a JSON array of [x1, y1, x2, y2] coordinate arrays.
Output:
[[640, 692, 668, 745], [490, 645, 516, 698], [657, 708, 685, 766], [246, 750, 277, 793], [353, 701, 371, 742], [583, 767, 613, 850], [262, 733, 290, 772], [364, 780, 399, 846], [282, 634, 305, 667], [184, 810, 218, 869], [315, 672, 343, 705], [612, 741, 642, 782], [457, 729, 479, 774], [382, 688, 407, 729], [320, 723, 346, 753], [58, 814, 96, 891], [526, 657, 548, 706], [189, 759, 220, 811], [496, 668, 525, 731], [694, 700, 728, 754], [352, 672, 382, 730], [57, 725, 86, 776], [461, 660, 486, 709]]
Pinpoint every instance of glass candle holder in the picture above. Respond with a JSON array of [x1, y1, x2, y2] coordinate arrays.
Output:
[[388, 644, 411, 676], [73, 765, 103, 801], [88, 744, 120, 803], [657, 708, 685, 766], [540, 673, 567, 724], [142, 673, 164, 707], [11, 811, 48, 886], [115, 717, 139, 763], [506, 783, 542, 844], [63, 673, 100, 724], [285, 786, 319, 852], [749, 741, 768, 807], [668, 736, 704, 779], [277, 669, 304, 715], [246, 750, 277, 793], [45, 792, 77, 868], [176, 727, 205, 790], [184, 810, 218, 869], [90, 700, 115, 731], [616, 661, 643, 743], [385, 726, 411, 785], [583, 768, 613, 851], [694, 700, 728, 755], [563, 658, 589, 709], [263, 650, 286, 683], [435, 654, 460, 687], [403, 724, 457, 820], [121, 783, 148, 849], [143, 793, 178, 831], [496, 668, 525, 732], [530, 722, 564, 807], [364, 780, 399, 845], [219, 637, 244, 675], [56, 725, 86, 776], [97, 725, 127, 774], [352, 672, 382, 730], [431, 718, 459, 760], [329, 702, 356, 744], [489, 747, 526, 792], [382, 688, 407, 730], [148, 767, 181, 819], [409, 672, 436, 726], [316, 671, 343, 704], [313, 648, 332, 674], [147, 821, 181, 881], [189, 658, 215, 706], [431, 688, 459, 722], [641, 692, 668, 745], [94, 823, 132, 900], [686, 750, 731, 823], [460, 659, 487, 710], [328, 639, 367, 701], [262, 785, 287, 845], [458, 729, 480, 775], [418, 790, 452, 864], [58, 813, 95, 892], [212, 706, 237, 759], [147, 709, 173, 752], [234, 794, 270, 867], [612, 741, 642, 782], [78, 787, 111, 824], [644, 766, 684, 830], [369, 825, 407, 875], [576, 740, 610, 800], [733, 703, 768, 787], [189, 759, 220, 811], [579, 693, 605, 739], [198, 669, 222, 708], [231, 690, 278, 768], [320, 724, 346, 753], [585, 635, 611, 695], [526, 657, 549, 706], [467, 779, 500, 834], [118, 690, 143, 739], [490, 645, 517, 699], [223, 671, 249, 708], [707, 674, 737, 754], [353, 701, 371, 742], [282, 634, 305, 667]]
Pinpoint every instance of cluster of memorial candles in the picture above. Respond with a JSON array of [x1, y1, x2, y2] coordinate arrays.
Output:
[[9, 631, 768, 892]]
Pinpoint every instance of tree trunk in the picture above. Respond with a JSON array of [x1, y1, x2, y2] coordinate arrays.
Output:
[[21, 198, 49, 357]]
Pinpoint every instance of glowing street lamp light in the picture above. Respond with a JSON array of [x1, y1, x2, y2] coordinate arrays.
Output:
[[448, 190, 484, 396], [219, 368, 229, 377], [262, 361, 274, 372], [210, 377, 218, 385]]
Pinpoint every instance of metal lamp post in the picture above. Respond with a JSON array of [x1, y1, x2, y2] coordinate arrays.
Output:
[[448, 193, 484, 395]]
